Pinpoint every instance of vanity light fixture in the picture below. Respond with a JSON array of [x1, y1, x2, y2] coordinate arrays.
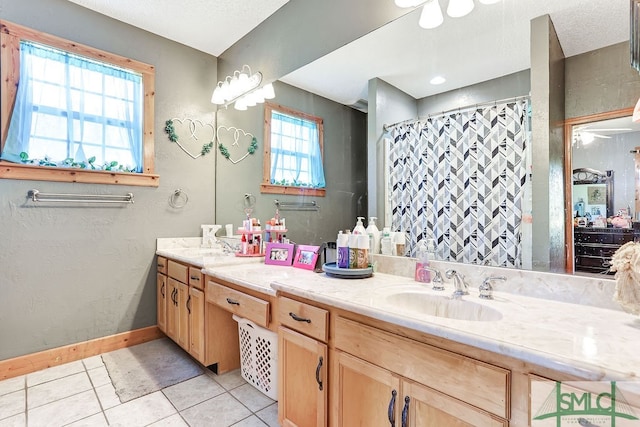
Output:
[[211, 64, 276, 110], [429, 76, 446, 85], [419, 0, 444, 29]]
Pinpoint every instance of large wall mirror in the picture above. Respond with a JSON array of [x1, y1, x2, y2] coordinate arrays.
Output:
[[564, 107, 640, 277]]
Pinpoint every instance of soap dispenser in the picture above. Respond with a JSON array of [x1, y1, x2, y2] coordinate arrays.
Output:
[[365, 217, 381, 256], [415, 238, 435, 282], [353, 216, 366, 234]]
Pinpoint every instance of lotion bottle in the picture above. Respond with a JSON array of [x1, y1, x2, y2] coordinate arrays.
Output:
[[353, 216, 366, 234], [366, 217, 381, 255], [381, 227, 393, 256]]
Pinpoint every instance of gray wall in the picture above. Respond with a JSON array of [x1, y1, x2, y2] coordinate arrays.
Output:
[[214, 81, 368, 246], [417, 70, 531, 116], [566, 42, 640, 119], [368, 78, 418, 224], [0, 0, 217, 360], [530, 15, 566, 272]]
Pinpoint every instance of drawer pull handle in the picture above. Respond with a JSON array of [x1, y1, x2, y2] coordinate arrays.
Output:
[[289, 312, 311, 323], [315, 356, 323, 391], [190, 276, 199, 281], [161, 283, 165, 298], [157, 263, 164, 268], [388, 390, 397, 426], [226, 298, 240, 306], [401, 396, 410, 427], [186, 295, 191, 314]]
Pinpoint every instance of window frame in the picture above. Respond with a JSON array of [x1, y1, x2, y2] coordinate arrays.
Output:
[[0, 20, 158, 187], [261, 102, 326, 197]]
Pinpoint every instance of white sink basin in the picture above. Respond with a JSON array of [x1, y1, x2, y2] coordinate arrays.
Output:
[[373, 290, 502, 322]]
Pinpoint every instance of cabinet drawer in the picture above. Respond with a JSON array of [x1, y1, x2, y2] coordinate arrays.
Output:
[[207, 281, 270, 328], [188, 266, 204, 291], [278, 297, 328, 343], [168, 260, 189, 283], [334, 316, 510, 419], [157, 256, 167, 275]]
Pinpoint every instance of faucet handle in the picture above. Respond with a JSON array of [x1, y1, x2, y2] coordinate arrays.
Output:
[[423, 267, 444, 291], [479, 276, 506, 300], [445, 269, 469, 297]]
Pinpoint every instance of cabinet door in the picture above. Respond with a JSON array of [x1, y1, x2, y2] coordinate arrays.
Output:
[[279, 327, 327, 427], [333, 351, 401, 427], [157, 273, 167, 333], [166, 279, 179, 341], [176, 281, 189, 350], [189, 286, 205, 363], [403, 380, 507, 427]]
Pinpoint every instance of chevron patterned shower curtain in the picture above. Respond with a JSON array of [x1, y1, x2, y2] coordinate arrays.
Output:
[[387, 99, 529, 268]]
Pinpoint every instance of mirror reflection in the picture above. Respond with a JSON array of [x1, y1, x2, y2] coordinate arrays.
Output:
[[570, 115, 640, 276]]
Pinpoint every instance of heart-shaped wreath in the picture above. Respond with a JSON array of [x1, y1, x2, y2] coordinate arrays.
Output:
[[216, 125, 258, 164], [164, 118, 215, 159]]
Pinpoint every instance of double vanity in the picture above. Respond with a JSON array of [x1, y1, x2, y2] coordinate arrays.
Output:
[[156, 238, 640, 427]]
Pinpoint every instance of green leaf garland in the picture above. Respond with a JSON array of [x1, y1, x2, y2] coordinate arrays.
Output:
[[165, 119, 215, 157], [218, 136, 259, 160]]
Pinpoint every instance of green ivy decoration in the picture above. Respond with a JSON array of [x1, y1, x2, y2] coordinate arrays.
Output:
[[218, 136, 258, 161], [18, 152, 136, 172], [164, 120, 178, 142], [201, 142, 214, 155], [218, 143, 231, 159]]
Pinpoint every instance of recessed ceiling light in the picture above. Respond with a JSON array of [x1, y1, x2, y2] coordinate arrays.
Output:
[[430, 76, 446, 85]]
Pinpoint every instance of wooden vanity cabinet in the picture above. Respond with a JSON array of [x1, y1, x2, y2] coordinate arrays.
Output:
[[156, 257, 167, 333], [277, 296, 329, 427], [332, 316, 510, 427]]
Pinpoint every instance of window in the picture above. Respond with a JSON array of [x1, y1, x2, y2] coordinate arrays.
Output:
[[262, 102, 326, 196], [0, 20, 157, 186]]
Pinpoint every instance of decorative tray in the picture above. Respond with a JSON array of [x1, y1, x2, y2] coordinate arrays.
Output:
[[322, 262, 373, 279]]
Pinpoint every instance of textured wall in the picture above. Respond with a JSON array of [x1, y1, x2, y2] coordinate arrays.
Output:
[[214, 81, 368, 246], [0, 0, 217, 359], [565, 42, 640, 119]]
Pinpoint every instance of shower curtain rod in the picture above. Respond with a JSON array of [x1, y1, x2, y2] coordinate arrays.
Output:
[[383, 94, 530, 132]]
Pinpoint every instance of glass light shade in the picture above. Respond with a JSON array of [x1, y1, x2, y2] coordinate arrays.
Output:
[[253, 88, 266, 103], [395, 0, 425, 7], [262, 83, 276, 99], [219, 80, 231, 101], [234, 98, 247, 111], [580, 132, 595, 145], [211, 87, 225, 104], [447, 0, 474, 17], [478, 0, 500, 3], [419, 0, 443, 29], [238, 72, 249, 85], [244, 92, 257, 107]]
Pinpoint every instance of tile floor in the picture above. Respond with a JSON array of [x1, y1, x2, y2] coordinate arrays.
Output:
[[0, 344, 280, 427]]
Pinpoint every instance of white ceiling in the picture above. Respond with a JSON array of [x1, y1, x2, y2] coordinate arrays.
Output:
[[67, 0, 631, 108], [66, 0, 290, 57]]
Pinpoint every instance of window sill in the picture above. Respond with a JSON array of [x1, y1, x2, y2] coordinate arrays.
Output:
[[261, 183, 326, 197], [0, 162, 159, 187]]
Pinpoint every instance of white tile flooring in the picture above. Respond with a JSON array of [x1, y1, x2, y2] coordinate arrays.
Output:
[[0, 344, 280, 427]]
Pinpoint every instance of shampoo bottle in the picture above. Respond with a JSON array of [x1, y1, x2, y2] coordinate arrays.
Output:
[[336, 231, 349, 268], [366, 217, 381, 256]]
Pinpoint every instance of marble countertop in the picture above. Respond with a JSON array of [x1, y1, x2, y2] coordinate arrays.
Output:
[[156, 237, 262, 268], [157, 238, 640, 381]]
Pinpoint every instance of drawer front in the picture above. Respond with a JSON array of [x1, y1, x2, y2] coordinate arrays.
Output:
[[157, 256, 167, 275], [278, 296, 328, 343], [334, 316, 510, 419], [188, 266, 204, 291], [168, 260, 189, 283], [206, 281, 270, 328]]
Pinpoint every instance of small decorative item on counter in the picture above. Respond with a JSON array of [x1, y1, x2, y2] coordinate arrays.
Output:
[[293, 245, 320, 270], [264, 242, 295, 266], [610, 241, 640, 315]]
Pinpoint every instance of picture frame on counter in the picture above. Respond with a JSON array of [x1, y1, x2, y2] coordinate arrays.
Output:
[[265, 242, 295, 266], [293, 244, 320, 270]]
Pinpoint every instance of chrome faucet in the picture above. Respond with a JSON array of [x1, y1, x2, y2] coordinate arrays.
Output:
[[214, 238, 239, 254], [445, 269, 469, 297], [479, 276, 506, 300], [423, 267, 445, 291]]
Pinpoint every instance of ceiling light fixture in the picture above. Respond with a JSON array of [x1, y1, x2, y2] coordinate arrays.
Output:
[[429, 76, 446, 85], [419, 0, 444, 29], [211, 64, 275, 110], [447, 0, 474, 18]]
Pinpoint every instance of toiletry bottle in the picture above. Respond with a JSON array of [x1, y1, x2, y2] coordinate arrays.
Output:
[[394, 231, 405, 256], [348, 231, 359, 268], [356, 234, 370, 268], [337, 231, 349, 268], [381, 227, 393, 256], [241, 233, 248, 255], [415, 238, 435, 282], [366, 217, 381, 256], [353, 216, 366, 234]]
